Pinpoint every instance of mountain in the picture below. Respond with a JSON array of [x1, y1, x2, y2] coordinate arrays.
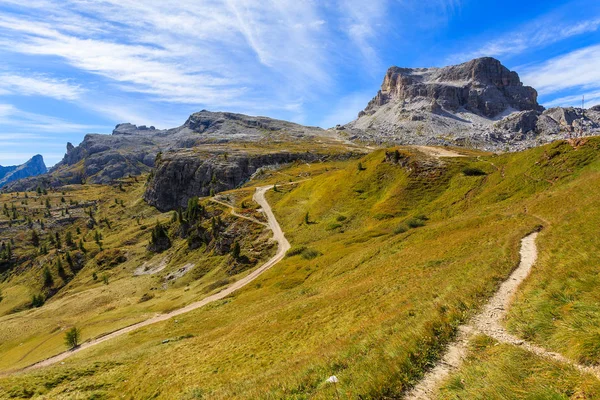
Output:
[[0, 155, 47, 189], [5, 57, 600, 195], [3, 110, 348, 192], [346, 57, 600, 150]]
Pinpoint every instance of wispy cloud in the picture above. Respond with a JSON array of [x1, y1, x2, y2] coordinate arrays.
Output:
[[544, 90, 600, 108], [0, 73, 83, 100], [0, 103, 104, 132], [520, 44, 600, 97], [337, 0, 389, 71], [0, 0, 341, 110], [452, 17, 600, 63]]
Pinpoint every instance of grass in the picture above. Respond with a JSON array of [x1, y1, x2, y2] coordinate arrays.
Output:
[[0, 176, 273, 372], [438, 335, 600, 399], [0, 139, 600, 398]]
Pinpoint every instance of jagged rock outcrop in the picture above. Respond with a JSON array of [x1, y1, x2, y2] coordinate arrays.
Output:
[[347, 57, 600, 151], [144, 150, 330, 211], [0, 155, 47, 188]]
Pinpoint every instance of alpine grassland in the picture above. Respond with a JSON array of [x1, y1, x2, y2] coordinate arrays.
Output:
[[1, 138, 600, 399]]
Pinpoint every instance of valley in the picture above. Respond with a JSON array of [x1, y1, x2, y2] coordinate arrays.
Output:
[[1, 56, 600, 399]]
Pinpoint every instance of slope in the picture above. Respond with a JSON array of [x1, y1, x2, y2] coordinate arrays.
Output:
[[1, 139, 600, 399]]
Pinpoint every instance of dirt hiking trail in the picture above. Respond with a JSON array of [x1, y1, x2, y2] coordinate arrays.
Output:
[[406, 232, 600, 399], [10, 184, 290, 374]]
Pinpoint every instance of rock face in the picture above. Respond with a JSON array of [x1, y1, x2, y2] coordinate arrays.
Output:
[[360, 57, 542, 118], [145, 150, 331, 211], [347, 57, 600, 150], [4, 111, 338, 192], [0, 155, 47, 188]]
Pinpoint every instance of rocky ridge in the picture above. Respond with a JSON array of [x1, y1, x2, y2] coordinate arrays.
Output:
[[346, 57, 600, 150], [4, 111, 340, 192]]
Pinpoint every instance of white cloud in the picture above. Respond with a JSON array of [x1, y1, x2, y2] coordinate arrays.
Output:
[[0, 0, 344, 109], [338, 0, 389, 71], [0, 73, 83, 100], [521, 44, 600, 94], [452, 17, 600, 63], [0, 103, 104, 133], [544, 91, 600, 108]]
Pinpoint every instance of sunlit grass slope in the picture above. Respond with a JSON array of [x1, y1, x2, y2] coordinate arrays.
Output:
[[0, 177, 273, 372], [1, 139, 600, 399]]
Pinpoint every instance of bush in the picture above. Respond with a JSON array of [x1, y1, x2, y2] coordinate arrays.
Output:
[[95, 249, 127, 269], [301, 248, 321, 260], [462, 167, 487, 176], [31, 294, 45, 308], [138, 293, 154, 303], [394, 225, 408, 234], [64, 326, 81, 349], [286, 246, 307, 257], [407, 218, 426, 228]]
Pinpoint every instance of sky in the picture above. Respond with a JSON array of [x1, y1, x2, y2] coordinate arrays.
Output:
[[0, 0, 599, 167]]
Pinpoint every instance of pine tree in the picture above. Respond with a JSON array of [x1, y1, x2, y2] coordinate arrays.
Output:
[[65, 231, 74, 247], [43, 266, 54, 287], [231, 241, 241, 259], [31, 230, 40, 247]]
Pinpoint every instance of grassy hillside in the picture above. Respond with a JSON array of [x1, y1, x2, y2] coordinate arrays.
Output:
[[0, 139, 599, 398], [0, 177, 275, 372]]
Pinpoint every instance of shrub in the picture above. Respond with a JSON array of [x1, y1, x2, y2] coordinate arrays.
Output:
[[301, 248, 321, 260], [138, 293, 154, 303], [31, 294, 45, 308], [95, 249, 127, 269], [286, 246, 307, 257], [462, 167, 486, 176], [407, 218, 426, 228], [231, 241, 241, 259], [394, 225, 408, 234]]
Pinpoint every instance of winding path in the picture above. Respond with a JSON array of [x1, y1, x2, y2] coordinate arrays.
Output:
[[405, 232, 600, 399], [11, 185, 290, 373]]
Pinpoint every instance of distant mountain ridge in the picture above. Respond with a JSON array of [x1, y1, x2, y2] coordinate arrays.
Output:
[[3, 111, 338, 192], [346, 57, 600, 150], [0, 155, 47, 189]]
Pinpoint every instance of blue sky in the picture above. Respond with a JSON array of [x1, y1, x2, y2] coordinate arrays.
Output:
[[0, 0, 599, 167]]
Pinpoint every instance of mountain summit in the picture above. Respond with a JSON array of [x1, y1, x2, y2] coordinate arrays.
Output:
[[359, 57, 542, 118], [347, 57, 600, 150], [0, 155, 47, 189]]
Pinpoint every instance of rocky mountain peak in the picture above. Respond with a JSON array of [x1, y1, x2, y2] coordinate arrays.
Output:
[[113, 123, 157, 135], [360, 57, 542, 119], [347, 57, 600, 151]]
